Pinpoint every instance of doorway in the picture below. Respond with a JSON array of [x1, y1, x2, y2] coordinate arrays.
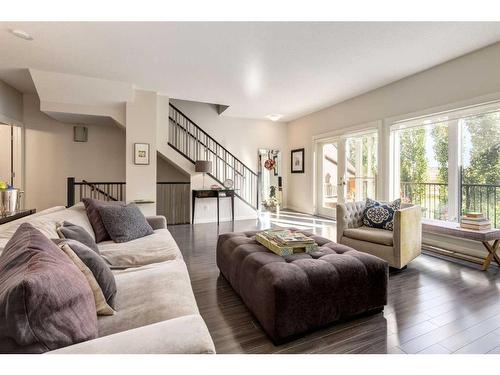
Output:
[[0, 123, 23, 207], [0, 123, 14, 186], [315, 130, 378, 218], [316, 140, 341, 218], [258, 149, 282, 212], [344, 131, 378, 203]]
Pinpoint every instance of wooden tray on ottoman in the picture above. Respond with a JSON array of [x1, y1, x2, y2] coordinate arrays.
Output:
[[255, 232, 318, 256]]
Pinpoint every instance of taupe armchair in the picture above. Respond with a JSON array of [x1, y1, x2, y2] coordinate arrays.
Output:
[[336, 201, 422, 269]]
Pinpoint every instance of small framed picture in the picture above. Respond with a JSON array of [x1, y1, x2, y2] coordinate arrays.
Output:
[[134, 143, 150, 165], [291, 148, 305, 173]]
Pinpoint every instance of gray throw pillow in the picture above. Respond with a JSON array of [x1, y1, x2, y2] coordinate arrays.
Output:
[[53, 238, 117, 310], [82, 198, 125, 243], [0, 223, 97, 353], [57, 221, 99, 253], [98, 203, 154, 243]]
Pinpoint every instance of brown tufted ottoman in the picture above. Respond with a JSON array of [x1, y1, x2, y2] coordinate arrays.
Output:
[[216, 229, 388, 344]]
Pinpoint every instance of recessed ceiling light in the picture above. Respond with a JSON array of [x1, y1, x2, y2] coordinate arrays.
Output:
[[266, 114, 283, 122], [9, 29, 33, 41]]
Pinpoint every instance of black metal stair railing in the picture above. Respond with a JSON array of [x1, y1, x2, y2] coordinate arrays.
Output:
[[67, 177, 125, 206], [168, 103, 259, 210], [66, 178, 191, 225]]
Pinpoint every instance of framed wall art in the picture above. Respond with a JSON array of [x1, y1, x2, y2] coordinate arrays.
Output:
[[291, 148, 305, 173], [134, 143, 150, 165]]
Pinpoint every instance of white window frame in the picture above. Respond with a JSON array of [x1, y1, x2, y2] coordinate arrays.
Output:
[[312, 121, 382, 216], [388, 98, 500, 223]]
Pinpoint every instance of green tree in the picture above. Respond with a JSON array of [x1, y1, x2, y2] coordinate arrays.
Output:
[[461, 113, 500, 223], [400, 128, 428, 203], [431, 124, 449, 219], [431, 125, 448, 184], [462, 113, 500, 185]]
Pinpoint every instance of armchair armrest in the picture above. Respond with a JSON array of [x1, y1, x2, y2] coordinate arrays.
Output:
[[48, 315, 215, 354], [393, 205, 422, 268], [146, 215, 167, 230]]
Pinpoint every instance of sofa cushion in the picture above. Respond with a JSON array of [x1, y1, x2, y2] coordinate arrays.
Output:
[[54, 239, 117, 310], [97, 259, 200, 338], [57, 221, 99, 253], [0, 204, 95, 245], [98, 203, 154, 243], [0, 223, 98, 353], [98, 228, 183, 268], [83, 198, 125, 243], [362, 198, 401, 231], [50, 315, 216, 354], [343, 226, 394, 246]]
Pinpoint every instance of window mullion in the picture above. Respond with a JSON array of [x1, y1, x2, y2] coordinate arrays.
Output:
[[448, 119, 461, 222]]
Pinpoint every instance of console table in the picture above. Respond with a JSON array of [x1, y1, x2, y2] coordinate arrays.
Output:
[[0, 209, 37, 225], [192, 189, 234, 225], [422, 219, 500, 270]]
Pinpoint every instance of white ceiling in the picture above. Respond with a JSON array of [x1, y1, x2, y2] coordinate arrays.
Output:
[[1, 22, 500, 121]]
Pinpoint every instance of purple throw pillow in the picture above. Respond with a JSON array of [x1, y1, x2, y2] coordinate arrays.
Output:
[[0, 223, 98, 353], [82, 198, 125, 243]]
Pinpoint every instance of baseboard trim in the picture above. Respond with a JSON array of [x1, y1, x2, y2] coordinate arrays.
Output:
[[192, 214, 257, 224], [282, 205, 314, 215]]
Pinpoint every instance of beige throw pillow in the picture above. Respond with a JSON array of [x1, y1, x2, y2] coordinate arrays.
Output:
[[58, 243, 115, 316]]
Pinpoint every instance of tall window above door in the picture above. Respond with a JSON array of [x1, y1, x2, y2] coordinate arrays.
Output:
[[391, 101, 500, 228]]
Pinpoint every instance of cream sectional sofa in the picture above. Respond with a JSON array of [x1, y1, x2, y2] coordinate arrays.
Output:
[[0, 204, 215, 354]]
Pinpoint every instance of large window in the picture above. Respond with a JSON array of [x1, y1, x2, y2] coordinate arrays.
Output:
[[461, 111, 500, 226], [392, 102, 500, 228]]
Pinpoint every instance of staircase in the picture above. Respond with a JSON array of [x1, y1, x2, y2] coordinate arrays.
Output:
[[168, 103, 259, 210]]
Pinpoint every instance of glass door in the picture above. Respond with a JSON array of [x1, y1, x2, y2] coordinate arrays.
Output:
[[316, 140, 341, 218], [343, 131, 378, 203]]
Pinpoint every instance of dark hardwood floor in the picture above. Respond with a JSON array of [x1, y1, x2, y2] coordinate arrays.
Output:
[[168, 210, 500, 354]]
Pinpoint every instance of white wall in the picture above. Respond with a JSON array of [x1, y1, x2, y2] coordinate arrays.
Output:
[[167, 99, 289, 223], [286, 42, 500, 214], [0, 79, 23, 125], [171, 99, 288, 171], [157, 154, 189, 182], [23, 94, 125, 210], [170, 98, 289, 206], [30, 69, 133, 126], [125, 90, 158, 215]]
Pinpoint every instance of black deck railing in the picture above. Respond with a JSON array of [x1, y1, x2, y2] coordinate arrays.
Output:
[[168, 103, 258, 210], [400, 181, 499, 227], [66, 178, 190, 225]]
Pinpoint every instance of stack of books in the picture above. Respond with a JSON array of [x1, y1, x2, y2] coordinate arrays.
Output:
[[256, 230, 318, 256], [460, 212, 491, 230]]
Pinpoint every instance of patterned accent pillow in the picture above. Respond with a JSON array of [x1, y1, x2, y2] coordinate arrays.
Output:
[[362, 198, 401, 231]]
